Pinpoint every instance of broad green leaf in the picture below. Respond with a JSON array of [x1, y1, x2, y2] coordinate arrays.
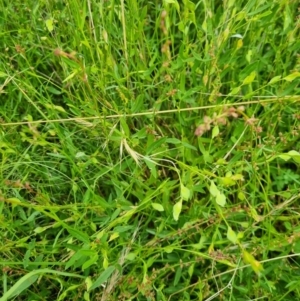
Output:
[[268, 75, 281, 84], [246, 50, 252, 63], [108, 232, 119, 242], [75, 152, 86, 158], [103, 257, 108, 269], [144, 158, 157, 179], [126, 252, 136, 261], [45, 19, 54, 32], [173, 200, 182, 221], [181, 184, 191, 201], [209, 181, 219, 197], [34, 225, 52, 233], [219, 177, 236, 186], [242, 250, 263, 275], [287, 150, 300, 156], [46, 86, 62, 95], [238, 191, 246, 201], [166, 138, 181, 144], [6, 198, 21, 205], [88, 266, 115, 291], [212, 125, 219, 139], [227, 227, 238, 244], [85, 277, 93, 291], [164, 246, 174, 253], [152, 203, 164, 212], [242, 71, 256, 85], [67, 227, 90, 244], [287, 150, 300, 163], [229, 86, 240, 95], [231, 174, 244, 181], [277, 154, 291, 161], [82, 254, 98, 270], [236, 39, 243, 49], [216, 192, 226, 207], [283, 72, 300, 82]]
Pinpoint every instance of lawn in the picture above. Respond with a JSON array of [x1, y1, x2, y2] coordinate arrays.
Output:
[[0, 0, 300, 300]]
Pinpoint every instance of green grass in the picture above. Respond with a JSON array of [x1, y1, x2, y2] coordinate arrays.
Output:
[[0, 0, 300, 300]]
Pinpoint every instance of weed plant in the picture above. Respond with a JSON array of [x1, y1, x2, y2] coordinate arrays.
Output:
[[0, 0, 300, 300]]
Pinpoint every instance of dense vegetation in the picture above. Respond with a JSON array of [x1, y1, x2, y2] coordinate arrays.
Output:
[[0, 0, 300, 300]]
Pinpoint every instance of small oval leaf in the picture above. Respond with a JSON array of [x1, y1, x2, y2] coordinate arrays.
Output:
[[173, 200, 182, 221], [209, 181, 219, 197], [216, 192, 226, 207], [152, 203, 164, 212], [181, 184, 191, 201], [212, 126, 219, 139]]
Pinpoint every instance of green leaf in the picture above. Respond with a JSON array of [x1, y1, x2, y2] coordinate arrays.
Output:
[[108, 232, 119, 242], [216, 192, 226, 207], [242, 250, 263, 275], [219, 177, 236, 186], [82, 254, 99, 270], [126, 252, 136, 261], [88, 266, 115, 291], [66, 227, 90, 244], [34, 226, 52, 233], [164, 246, 174, 253], [212, 125, 219, 139], [227, 227, 238, 244], [166, 138, 181, 144], [283, 72, 300, 82], [209, 181, 219, 197], [152, 203, 164, 212], [229, 87, 240, 95], [0, 274, 39, 300], [180, 184, 191, 201], [46, 86, 62, 95], [268, 75, 281, 84], [0, 269, 85, 301], [287, 150, 300, 163], [173, 200, 182, 221], [238, 191, 246, 201], [277, 154, 291, 161], [45, 19, 54, 32], [242, 71, 256, 85], [174, 267, 182, 286]]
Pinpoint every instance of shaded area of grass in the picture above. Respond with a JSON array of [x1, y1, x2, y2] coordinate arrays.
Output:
[[0, 0, 300, 300]]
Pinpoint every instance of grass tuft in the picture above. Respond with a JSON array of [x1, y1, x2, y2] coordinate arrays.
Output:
[[1, 0, 300, 300]]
